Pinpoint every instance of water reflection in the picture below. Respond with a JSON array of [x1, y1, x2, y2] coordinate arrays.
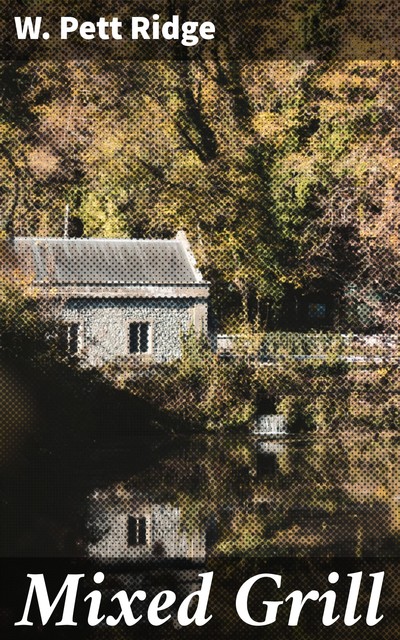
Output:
[[87, 488, 206, 564], [85, 430, 400, 562]]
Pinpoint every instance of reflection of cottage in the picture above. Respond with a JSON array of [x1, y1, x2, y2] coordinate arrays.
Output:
[[253, 416, 289, 481], [87, 486, 206, 563], [14, 230, 209, 365], [254, 414, 288, 437], [256, 440, 290, 480]]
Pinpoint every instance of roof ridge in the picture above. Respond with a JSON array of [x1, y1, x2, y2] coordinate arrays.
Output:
[[14, 237, 179, 242]]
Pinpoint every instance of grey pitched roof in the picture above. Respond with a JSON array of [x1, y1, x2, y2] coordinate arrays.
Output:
[[13, 237, 202, 285]]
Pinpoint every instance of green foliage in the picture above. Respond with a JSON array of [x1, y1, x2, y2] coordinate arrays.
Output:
[[99, 328, 400, 434], [0, 241, 44, 353], [2, 57, 398, 331], [104, 330, 257, 430]]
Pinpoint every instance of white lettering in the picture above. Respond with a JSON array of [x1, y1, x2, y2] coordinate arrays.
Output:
[[319, 572, 340, 626], [61, 17, 79, 39], [132, 18, 150, 40], [106, 590, 146, 626], [181, 21, 199, 47], [236, 573, 283, 626], [286, 590, 320, 626], [162, 16, 180, 40], [177, 572, 213, 626], [344, 572, 363, 625], [84, 572, 105, 627], [199, 22, 215, 40], [147, 591, 176, 626], [80, 21, 96, 40], [15, 574, 84, 626], [366, 572, 384, 626], [14, 17, 42, 40]]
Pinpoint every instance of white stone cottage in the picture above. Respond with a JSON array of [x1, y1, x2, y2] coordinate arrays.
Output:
[[14, 231, 209, 365]]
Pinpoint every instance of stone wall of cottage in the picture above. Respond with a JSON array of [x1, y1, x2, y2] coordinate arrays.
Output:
[[60, 297, 208, 365]]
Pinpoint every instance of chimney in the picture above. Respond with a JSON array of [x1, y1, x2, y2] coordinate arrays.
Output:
[[64, 204, 70, 239]]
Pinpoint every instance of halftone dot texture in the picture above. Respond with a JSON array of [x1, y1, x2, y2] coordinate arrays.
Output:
[[1, 1, 400, 637]]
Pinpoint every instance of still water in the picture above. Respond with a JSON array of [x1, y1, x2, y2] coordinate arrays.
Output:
[[84, 431, 400, 562], [5, 430, 397, 560]]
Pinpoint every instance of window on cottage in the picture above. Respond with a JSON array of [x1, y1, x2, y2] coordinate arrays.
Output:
[[129, 322, 150, 354], [60, 323, 79, 355], [127, 516, 147, 546]]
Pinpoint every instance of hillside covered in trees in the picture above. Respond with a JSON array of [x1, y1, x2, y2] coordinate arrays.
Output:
[[1, 2, 400, 333]]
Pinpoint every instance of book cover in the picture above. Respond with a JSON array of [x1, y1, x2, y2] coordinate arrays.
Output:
[[1, 1, 399, 637]]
